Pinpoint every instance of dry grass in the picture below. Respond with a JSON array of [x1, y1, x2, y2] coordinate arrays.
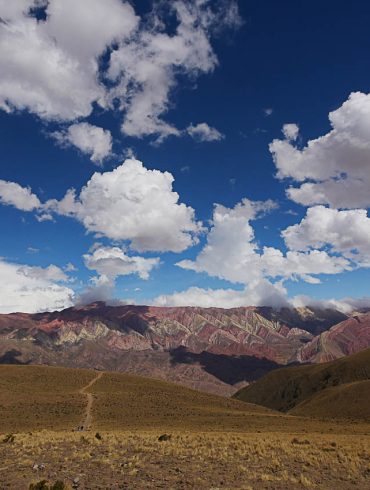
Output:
[[0, 365, 96, 432], [0, 364, 369, 488], [0, 430, 369, 489]]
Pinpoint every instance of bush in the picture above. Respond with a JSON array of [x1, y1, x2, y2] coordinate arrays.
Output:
[[2, 433, 15, 443], [158, 433, 172, 442], [29, 480, 68, 490], [29, 481, 49, 490]]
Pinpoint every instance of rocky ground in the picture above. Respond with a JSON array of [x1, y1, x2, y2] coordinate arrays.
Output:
[[0, 430, 369, 489]]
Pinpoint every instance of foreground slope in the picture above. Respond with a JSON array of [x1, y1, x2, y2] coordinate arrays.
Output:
[[1, 365, 369, 489], [0, 364, 276, 433], [234, 348, 370, 419]]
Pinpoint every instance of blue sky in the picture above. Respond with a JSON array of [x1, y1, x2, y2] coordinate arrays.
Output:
[[1, 0, 370, 312]]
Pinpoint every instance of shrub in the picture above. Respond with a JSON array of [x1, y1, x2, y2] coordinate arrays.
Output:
[[2, 433, 15, 443], [158, 434, 172, 442], [29, 480, 68, 490]]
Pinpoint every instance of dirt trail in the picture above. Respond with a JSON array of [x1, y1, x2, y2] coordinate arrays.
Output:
[[78, 371, 103, 430]]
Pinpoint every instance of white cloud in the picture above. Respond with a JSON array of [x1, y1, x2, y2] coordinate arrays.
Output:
[[0, 158, 202, 253], [283, 205, 370, 266], [0, 0, 137, 120], [64, 262, 77, 272], [153, 279, 289, 308], [177, 199, 275, 284], [52, 123, 112, 165], [0, 1, 240, 142], [282, 123, 299, 141], [291, 294, 370, 314], [270, 92, 370, 208], [83, 245, 160, 280], [177, 198, 349, 285], [0, 258, 74, 313], [45, 158, 202, 252], [153, 281, 370, 311], [0, 180, 41, 211], [106, 0, 241, 141], [186, 123, 224, 142]]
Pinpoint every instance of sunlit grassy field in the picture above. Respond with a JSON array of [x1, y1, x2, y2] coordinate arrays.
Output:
[[0, 365, 369, 489]]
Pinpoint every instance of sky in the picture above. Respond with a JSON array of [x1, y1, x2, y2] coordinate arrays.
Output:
[[1, 0, 370, 313]]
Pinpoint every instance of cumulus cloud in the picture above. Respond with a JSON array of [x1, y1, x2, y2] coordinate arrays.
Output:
[[0, 1, 240, 141], [0, 0, 137, 120], [0, 158, 202, 253], [177, 198, 349, 285], [270, 92, 370, 208], [186, 123, 224, 142], [83, 245, 160, 280], [153, 279, 289, 308], [44, 158, 202, 252], [0, 180, 41, 211], [53, 123, 112, 165], [283, 205, 370, 266], [0, 258, 74, 313]]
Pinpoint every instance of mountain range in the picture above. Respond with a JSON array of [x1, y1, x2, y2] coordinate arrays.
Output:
[[0, 302, 369, 396]]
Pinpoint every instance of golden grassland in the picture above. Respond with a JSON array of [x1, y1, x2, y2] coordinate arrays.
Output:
[[0, 365, 97, 432], [0, 365, 369, 489], [1, 430, 369, 489]]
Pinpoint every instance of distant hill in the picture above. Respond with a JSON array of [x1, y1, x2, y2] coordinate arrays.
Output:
[[298, 313, 370, 362], [0, 364, 276, 433], [233, 348, 370, 420], [0, 302, 369, 396]]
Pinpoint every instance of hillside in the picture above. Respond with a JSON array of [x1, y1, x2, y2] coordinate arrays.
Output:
[[0, 364, 369, 489], [0, 364, 276, 433], [234, 348, 370, 419], [298, 312, 370, 362], [1, 302, 366, 396], [290, 380, 370, 420]]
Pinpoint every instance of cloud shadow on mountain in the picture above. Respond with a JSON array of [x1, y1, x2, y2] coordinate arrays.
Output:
[[169, 346, 282, 385]]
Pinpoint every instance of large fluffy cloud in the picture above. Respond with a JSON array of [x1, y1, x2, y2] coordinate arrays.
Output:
[[0, 0, 239, 141], [0, 258, 74, 313], [270, 92, 370, 208], [0, 0, 137, 120], [0, 158, 202, 253], [52, 123, 112, 165], [177, 199, 350, 285], [83, 245, 160, 280], [46, 158, 202, 252], [283, 206, 370, 266]]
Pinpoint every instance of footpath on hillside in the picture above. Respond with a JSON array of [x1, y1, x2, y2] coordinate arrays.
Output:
[[77, 371, 104, 431]]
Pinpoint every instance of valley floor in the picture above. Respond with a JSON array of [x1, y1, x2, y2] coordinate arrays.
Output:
[[0, 428, 369, 489]]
